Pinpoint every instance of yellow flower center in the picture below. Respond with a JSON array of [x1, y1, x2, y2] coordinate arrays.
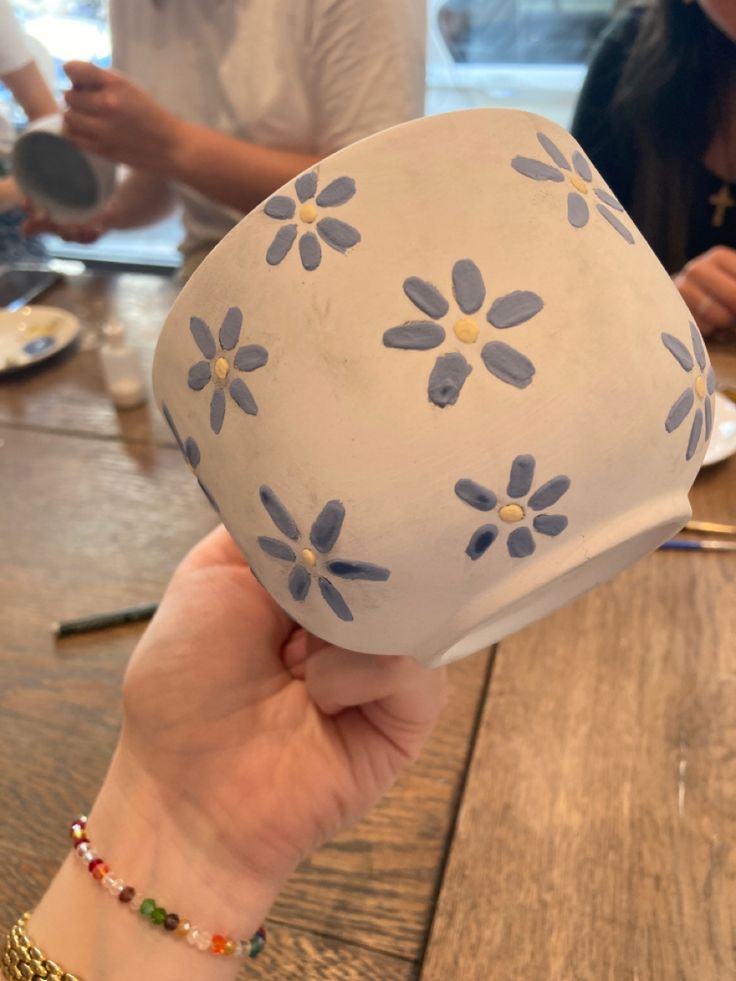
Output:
[[453, 317, 480, 344], [214, 356, 230, 381], [695, 375, 706, 399], [569, 173, 588, 194], [299, 202, 318, 224], [302, 548, 317, 566], [499, 503, 525, 523]]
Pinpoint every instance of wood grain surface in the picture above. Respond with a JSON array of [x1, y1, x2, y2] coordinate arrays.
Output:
[[422, 428, 736, 981]]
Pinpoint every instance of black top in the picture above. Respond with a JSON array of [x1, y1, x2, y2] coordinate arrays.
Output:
[[571, 7, 736, 268]]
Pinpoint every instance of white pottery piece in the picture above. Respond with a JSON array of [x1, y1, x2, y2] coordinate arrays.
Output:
[[12, 113, 116, 224], [153, 108, 713, 666]]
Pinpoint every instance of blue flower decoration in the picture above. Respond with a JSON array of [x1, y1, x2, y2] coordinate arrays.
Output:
[[264, 170, 361, 271], [383, 258, 543, 407], [187, 306, 269, 435], [161, 402, 219, 512], [511, 132, 634, 245], [455, 454, 570, 560], [256, 486, 390, 622], [662, 321, 716, 461]]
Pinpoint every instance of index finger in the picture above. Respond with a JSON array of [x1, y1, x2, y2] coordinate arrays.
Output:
[[63, 60, 110, 90], [708, 246, 736, 278]]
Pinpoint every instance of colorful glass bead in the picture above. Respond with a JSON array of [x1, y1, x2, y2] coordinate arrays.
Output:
[[249, 932, 265, 958], [92, 862, 109, 881], [73, 836, 90, 849], [186, 928, 200, 946], [164, 913, 179, 932], [151, 907, 166, 925], [195, 930, 212, 952], [139, 898, 156, 918], [231, 940, 244, 957], [211, 935, 226, 954], [223, 939, 236, 956], [175, 919, 191, 938], [119, 886, 135, 904], [88, 858, 103, 875], [129, 895, 142, 913], [71, 825, 86, 842]]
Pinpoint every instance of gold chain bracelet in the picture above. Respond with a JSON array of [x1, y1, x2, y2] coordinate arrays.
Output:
[[1, 912, 82, 981]]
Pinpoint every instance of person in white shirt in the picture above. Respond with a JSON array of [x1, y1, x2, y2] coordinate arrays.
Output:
[[25, 0, 426, 277]]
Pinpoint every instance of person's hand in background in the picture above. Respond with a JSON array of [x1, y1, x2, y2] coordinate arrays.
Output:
[[674, 245, 736, 339]]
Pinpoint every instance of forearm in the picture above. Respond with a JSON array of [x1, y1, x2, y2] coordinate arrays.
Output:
[[29, 747, 279, 981], [163, 121, 319, 215], [102, 170, 176, 231], [2, 60, 57, 120]]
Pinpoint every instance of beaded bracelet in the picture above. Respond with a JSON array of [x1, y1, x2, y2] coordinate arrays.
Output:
[[70, 816, 266, 959], [2, 912, 82, 981]]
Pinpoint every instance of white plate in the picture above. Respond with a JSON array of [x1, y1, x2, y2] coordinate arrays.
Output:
[[0, 305, 80, 374], [703, 392, 736, 467]]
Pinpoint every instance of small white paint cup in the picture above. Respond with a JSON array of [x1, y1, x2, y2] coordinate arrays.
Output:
[[12, 113, 116, 224]]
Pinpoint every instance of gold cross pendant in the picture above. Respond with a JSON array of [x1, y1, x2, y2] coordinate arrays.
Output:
[[709, 181, 735, 228]]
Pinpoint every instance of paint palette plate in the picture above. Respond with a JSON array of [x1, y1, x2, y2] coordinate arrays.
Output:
[[702, 392, 736, 467], [0, 305, 80, 374]]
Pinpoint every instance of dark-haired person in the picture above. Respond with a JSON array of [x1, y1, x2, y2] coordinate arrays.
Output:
[[572, 0, 736, 339]]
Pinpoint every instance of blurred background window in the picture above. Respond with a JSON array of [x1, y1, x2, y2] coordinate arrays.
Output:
[[2, 0, 621, 268]]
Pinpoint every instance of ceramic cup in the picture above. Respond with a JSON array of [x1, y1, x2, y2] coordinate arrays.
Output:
[[153, 108, 712, 666], [11, 113, 116, 224]]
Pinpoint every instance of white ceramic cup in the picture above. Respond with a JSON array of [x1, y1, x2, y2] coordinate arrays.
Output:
[[153, 108, 712, 666], [11, 113, 116, 224]]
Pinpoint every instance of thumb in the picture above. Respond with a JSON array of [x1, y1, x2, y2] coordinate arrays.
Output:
[[64, 60, 111, 90]]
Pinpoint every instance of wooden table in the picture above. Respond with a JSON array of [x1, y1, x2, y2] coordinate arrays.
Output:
[[1, 270, 734, 980]]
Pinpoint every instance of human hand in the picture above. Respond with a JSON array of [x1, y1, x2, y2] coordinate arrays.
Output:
[[92, 525, 446, 934], [21, 201, 107, 243], [674, 246, 736, 339], [62, 60, 185, 173], [0, 174, 22, 213]]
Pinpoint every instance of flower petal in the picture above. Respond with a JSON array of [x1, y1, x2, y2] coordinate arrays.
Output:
[[403, 277, 449, 318], [428, 352, 472, 407], [704, 396, 713, 441], [689, 320, 706, 370], [452, 259, 486, 314], [661, 332, 694, 371], [210, 388, 226, 434], [188, 360, 211, 391], [161, 402, 184, 453], [299, 231, 322, 271], [266, 224, 297, 265], [234, 345, 268, 371], [295, 171, 318, 202], [310, 500, 345, 553], [686, 409, 703, 461], [487, 290, 544, 329], [190, 316, 216, 359], [316, 217, 361, 253], [264, 195, 296, 220], [260, 485, 300, 540], [326, 560, 390, 581], [508, 527, 535, 558], [567, 192, 589, 229], [184, 436, 200, 468], [455, 478, 497, 511], [707, 367, 716, 394], [229, 378, 258, 416], [596, 205, 635, 244], [383, 321, 445, 350], [289, 564, 311, 601], [533, 514, 568, 536], [511, 156, 564, 182], [594, 188, 623, 211], [481, 342, 535, 388], [257, 536, 297, 561], [465, 524, 498, 560], [219, 307, 242, 350], [315, 176, 356, 207], [319, 577, 353, 621], [572, 151, 592, 182], [507, 454, 535, 498], [528, 475, 570, 511], [537, 132, 570, 171], [665, 388, 695, 432], [197, 477, 219, 512]]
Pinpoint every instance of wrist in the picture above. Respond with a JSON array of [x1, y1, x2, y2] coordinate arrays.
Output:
[[157, 116, 197, 183]]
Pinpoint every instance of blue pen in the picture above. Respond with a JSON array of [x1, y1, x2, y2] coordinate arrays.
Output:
[[660, 538, 736, 552]]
